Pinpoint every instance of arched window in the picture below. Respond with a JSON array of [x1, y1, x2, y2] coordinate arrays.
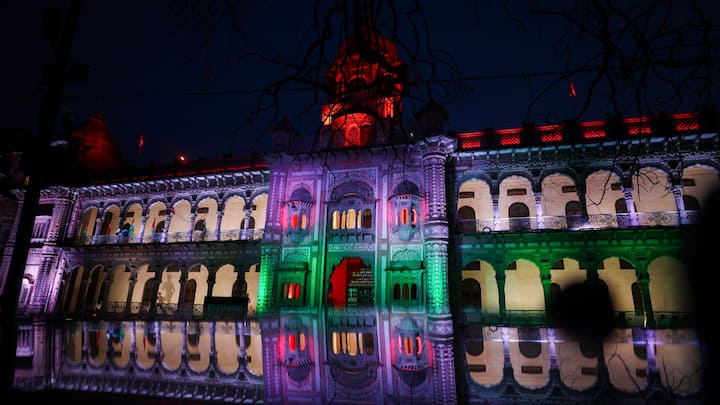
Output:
[[457, 206, 476, 233], [332, 210, 340, 230], [518, 326, 542, 358], [461, 278, 482, 310], [464, 324, 484, 356], [400, 208, 409, 225], [565, 200, 584, 228], [683, 195, 700, 211], [363, 333, 374, 355], [347, 209, 357, 229], [615, 198, 628, 214], [509, 202, 530, 231], [288, 283, 295, 299], [194, 219, 207, 231], [362, 209, 373, 228], [100, 211, 114, 235]]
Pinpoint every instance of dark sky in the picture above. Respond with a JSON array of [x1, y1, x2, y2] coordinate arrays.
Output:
[[2, 1, 718, 166]]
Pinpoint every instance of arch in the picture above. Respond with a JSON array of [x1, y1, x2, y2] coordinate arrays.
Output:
[[585, 170, 624, 216], [632, 167, 676, 213], [681, 164, 720, 210], [168, 199, 192, 236], [541, 173, 580, 218], [330, 180, 374, 202], [75, 207, 98, 243]]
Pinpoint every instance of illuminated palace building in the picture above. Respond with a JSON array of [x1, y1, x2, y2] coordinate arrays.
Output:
[[3, 27, 719, 405]]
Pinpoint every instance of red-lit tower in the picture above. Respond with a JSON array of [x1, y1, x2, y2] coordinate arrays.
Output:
[[319, 20, 407, 149]]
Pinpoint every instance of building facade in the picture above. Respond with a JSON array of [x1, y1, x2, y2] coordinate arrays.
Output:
[[1, 23, 718, 405]]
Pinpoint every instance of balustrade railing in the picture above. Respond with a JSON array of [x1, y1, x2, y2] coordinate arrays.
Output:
[[76, 227, 264, 246], [461, 309, 694, 329], [458, 210, 698, 234], [63, 300, 248, 321]]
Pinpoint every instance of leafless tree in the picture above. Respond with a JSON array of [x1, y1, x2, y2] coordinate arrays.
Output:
[[504, 0, 720, 125]]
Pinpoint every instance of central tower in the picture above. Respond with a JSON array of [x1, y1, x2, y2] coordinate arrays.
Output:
[[320, 17, 407, 148]]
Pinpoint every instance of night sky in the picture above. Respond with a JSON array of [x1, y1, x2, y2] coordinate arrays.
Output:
[[2, 1, 718, 166]]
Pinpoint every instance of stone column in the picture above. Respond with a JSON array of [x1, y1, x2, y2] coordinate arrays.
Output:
[[130, 321, 137, 362], [534, 191, 544, 229], [492, 193, 500, 231], [124, 270, 137, 315], [237, 321, 247, 368], [177, 269, 189, 316], [541, 272, 552, 322], [242, 208, 253, 240], [260, 318, 283, 403], [576, 183, 590, 225], [187, 210, 197, 241], [208, 321, 217, 368], [154, 320, 163, 365], [671, 183, 688, 225], [257, 246, 280, 314], [180, 321, 188, 363], [622, 185, 639, 226], [420, 136, 457, 404], [638, 271, 655, 328], [161, 208, 172, 242], [138, 213, 148, 243], [207, 268, 217, 298], [214, 209, 224, 241], [92, 216, 103, 243], [48, 196, 72, 242], [81, 321, 90, 362], [496, 271, 507, 318]]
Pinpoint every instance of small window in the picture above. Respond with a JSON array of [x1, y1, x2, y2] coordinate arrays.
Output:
[[362, 209, 373, 229], [681, 178, 696, 187], [611, 182, 622, 190], [459, 191, 475, 198], [521, 365, 543, 374], [561, 185, 577, 193], [507, 188, 527, 196]]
